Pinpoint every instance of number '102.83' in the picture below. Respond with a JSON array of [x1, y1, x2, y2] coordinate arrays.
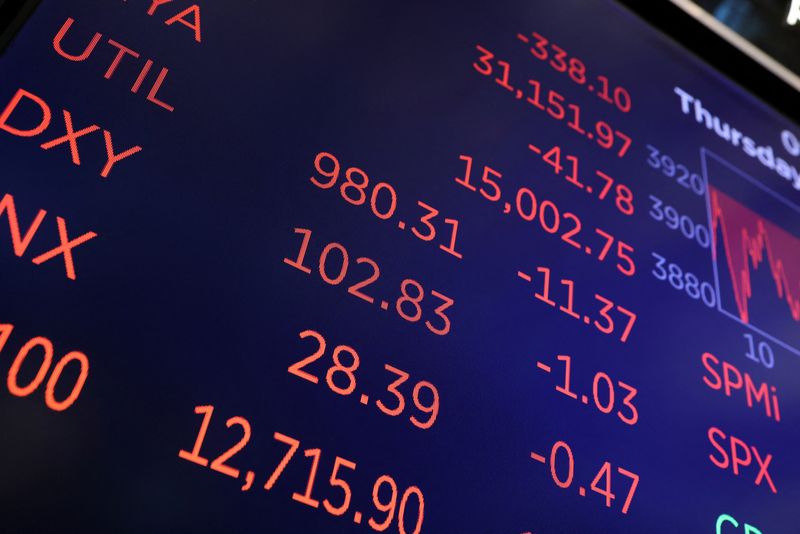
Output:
[[284, 227, 454, 336]]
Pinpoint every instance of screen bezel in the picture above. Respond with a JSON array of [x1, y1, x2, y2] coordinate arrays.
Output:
[[617, 0, 800, 124]]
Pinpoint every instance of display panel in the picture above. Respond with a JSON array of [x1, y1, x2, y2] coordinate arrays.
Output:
[[0, 1, 797, 532]]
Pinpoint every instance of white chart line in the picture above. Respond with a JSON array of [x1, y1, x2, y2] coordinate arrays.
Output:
[[700, 147, 724, 316]]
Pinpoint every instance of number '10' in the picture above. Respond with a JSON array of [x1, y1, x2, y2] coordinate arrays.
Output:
[[744, 334, 775, 369]]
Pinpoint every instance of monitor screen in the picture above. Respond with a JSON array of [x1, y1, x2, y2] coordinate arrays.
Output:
[[0, 1, 796, 532]]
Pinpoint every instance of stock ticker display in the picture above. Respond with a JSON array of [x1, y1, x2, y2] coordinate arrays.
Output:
[[0, 0, 798, 532]]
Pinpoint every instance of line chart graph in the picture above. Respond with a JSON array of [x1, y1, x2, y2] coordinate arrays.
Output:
[[702, 148, 800, 357], [709, 187, 800, 324]]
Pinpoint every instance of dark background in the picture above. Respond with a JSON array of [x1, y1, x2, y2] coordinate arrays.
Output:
[[0, 0, 798, 532], [693, 0, 800, 74]]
